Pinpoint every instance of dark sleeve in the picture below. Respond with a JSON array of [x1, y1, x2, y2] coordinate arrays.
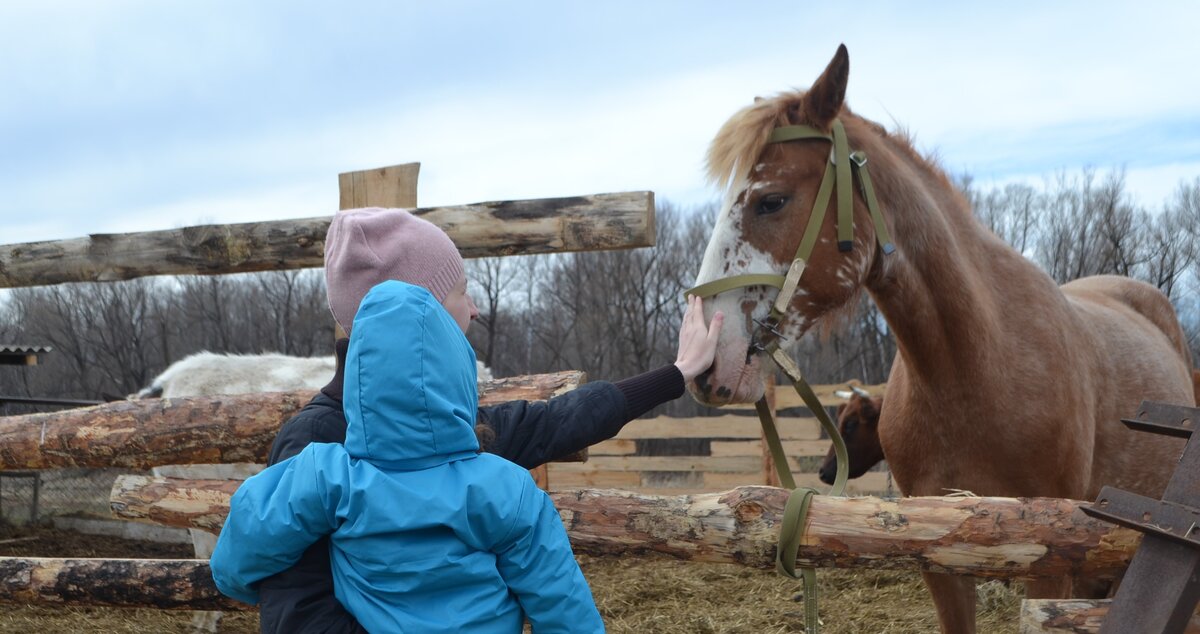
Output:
[[482, 365, 684, 469], [257, 403, 365, 634]]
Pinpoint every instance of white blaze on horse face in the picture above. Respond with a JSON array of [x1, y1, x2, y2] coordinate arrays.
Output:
[[691, 181, 785, 404]]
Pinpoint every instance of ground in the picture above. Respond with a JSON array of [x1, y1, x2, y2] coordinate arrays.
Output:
[[0, 522, 1023, 633]]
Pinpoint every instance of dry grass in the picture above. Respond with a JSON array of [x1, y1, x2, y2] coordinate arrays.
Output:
[[0, 524, 1024, 633]]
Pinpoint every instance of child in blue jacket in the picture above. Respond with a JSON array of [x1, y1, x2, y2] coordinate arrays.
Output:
[[210, 280, 604, 633]]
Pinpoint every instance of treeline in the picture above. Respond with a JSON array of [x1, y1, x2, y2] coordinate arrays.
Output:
[[1, 170, 1199, 418]]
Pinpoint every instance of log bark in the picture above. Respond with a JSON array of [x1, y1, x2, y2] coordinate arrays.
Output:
[[0, 371, 584, 470], [1019, 599, 1200, 633], [0, 192, 654, 288], [111, 482, 1139, 580], [0, 557, 247, 610]]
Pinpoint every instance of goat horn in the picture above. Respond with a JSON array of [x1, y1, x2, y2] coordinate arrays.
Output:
[[850, 385, 870, 397]]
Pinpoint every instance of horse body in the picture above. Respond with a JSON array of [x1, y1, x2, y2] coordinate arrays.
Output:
[[690, 45, 1192, 632]]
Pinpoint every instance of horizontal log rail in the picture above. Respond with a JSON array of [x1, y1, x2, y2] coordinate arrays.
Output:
[[0, 557, 246, 611], [0, 191, 654, 288], [0, 371, 584, 470], [1019, 599, 1200, 633], [112, 482, 1139, 580]]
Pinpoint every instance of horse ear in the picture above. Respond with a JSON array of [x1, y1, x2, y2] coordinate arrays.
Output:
[[803, 44, 849, 126]]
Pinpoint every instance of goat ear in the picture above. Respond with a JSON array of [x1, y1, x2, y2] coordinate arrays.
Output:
[[803, 44, 849, 127]]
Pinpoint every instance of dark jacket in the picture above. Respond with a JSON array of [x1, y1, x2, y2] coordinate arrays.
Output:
[[258, 337, 683, 633]]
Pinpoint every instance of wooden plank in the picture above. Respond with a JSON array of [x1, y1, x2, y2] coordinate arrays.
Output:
[[588, 439, 636, 455], [545, 471, 641, 489], [0, 191, 655, 289], [547, 456, 891, 481], [550, 455, 763, 473], [338, 163, 419, 210], [710, 439, 833, 457], [615, 415, 822, 440], [774, 381, 887, 410]]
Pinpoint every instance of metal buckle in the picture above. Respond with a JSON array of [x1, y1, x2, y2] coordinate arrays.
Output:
[[750, 317, 788, 353], [850, 151, 867, 167]]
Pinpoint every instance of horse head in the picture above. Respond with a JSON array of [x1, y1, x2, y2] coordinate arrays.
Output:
[[819, 389, 884, 484], [688, 44, 891, 405]]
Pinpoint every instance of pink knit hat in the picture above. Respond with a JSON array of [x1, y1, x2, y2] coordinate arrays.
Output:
[[324, 208, 464, 331]]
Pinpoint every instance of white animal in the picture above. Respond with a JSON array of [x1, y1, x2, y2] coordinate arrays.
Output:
[[135, 351, 337, 399], [136, 350, 493, 399]]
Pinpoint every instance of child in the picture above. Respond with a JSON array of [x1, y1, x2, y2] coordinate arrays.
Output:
[[210, 280, 604, 633]]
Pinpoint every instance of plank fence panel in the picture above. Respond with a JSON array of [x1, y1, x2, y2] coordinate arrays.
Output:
[[612, 415, 824, 440], [548, 413, 894, 497]]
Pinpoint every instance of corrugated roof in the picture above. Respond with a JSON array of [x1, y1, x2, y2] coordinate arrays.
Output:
[[0, 345, 53, 354]]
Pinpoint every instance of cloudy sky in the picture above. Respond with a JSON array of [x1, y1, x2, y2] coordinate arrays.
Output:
[[3, 1, 1198, 246]]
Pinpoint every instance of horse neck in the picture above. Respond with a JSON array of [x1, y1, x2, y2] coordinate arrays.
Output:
[[863, 154, 1050, 386]]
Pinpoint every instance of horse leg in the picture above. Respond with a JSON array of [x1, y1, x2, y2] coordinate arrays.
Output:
[[922, 572, 976, 634]]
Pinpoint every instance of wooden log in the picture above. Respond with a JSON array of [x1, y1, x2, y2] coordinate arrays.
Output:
[[0, 557, 248, 611], [111, 482, 1139, 580], [1019, 599, 1200, 633], [0, 370, 584, 470], [0, 191, 654, 288]]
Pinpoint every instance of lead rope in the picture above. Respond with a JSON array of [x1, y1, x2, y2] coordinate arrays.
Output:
[[757, 346, 848, 634]]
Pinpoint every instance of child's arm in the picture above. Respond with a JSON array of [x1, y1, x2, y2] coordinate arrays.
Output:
[[492, 481, 605, 633], [209, 445, 343, 605]]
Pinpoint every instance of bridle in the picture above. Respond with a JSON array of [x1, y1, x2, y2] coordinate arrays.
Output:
[[683, 117, 894, 632], [687, 118, 893, 359]]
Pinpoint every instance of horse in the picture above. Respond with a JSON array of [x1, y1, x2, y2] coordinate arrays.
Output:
[[686, 45, 1194, 633], [818, 388, 884, 485]]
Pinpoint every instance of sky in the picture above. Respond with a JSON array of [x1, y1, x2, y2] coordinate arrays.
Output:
[[2, 1, 1199, 246]]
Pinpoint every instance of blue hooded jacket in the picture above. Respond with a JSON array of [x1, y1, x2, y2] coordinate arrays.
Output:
[[210, 281, 604, 633]]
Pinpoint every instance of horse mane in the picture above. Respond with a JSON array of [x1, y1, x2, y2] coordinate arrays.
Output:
[[706, 93, 794, 191], [705, 91, 954, 200]]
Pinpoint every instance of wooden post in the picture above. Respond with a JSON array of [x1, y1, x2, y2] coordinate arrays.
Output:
[[333, 162, 421, 341], [338, 162, 420, 211], [1080, 401, 1200, 633]]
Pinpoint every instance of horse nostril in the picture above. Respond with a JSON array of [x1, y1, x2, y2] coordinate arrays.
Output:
[[694, 368, 714, 394]]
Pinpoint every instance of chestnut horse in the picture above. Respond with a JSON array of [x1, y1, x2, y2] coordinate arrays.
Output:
[[688, 45, 1194, 633]]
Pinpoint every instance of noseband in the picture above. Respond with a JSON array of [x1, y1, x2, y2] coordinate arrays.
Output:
[[682, 119, 894, 631]]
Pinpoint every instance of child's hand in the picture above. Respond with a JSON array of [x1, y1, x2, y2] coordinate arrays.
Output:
[[673, 295, 723, 382]]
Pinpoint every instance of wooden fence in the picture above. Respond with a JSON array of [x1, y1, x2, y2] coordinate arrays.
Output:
[[550, 379, 891, 496]]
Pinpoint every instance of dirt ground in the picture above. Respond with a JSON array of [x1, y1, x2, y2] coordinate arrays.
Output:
[[0, 522, 1023, 633]]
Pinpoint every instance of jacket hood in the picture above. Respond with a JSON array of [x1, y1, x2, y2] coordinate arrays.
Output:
[[343, 280, 479, 469]]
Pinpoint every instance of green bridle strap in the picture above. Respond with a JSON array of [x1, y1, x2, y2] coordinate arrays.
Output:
[[686, 273, 785, 302], [851, 152, 896, 255], [833, 120, 854, 251]]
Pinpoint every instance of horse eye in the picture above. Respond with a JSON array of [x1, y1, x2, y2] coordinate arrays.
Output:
[[757, 194, 789, 215]]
